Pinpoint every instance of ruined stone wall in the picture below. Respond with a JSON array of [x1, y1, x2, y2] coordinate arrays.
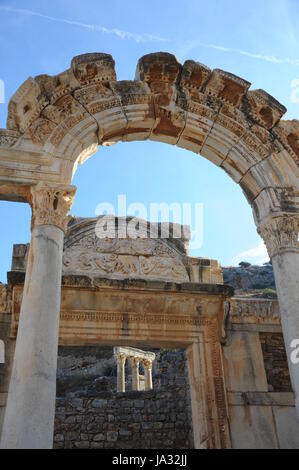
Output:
[[54, 347, 194, 449], [260, 332, 292, 392]]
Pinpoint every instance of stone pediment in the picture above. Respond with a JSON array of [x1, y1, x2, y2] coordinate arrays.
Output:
[[62, 218, 190, 283], [9, 217, 224, 285]]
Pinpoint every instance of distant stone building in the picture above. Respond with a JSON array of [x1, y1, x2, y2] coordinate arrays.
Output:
[[1, 216, 298, 448]]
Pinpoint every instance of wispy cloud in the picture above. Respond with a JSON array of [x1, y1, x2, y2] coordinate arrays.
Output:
[[290, 79, 299, 103], [232, 240, 269, 266], [0, 5, 168, 43], [178, 39, 299, 66]]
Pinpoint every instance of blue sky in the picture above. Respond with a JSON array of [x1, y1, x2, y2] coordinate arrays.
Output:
[[0, 0, 298, 281]]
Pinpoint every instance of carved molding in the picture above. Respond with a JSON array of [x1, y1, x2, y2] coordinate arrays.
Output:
[[60, 310, 215, 328], [114, 346, 155, 363], [0, 129, 20, 147], [257, 214, 299, 258], [13, 308, 213, 323], [31, 184, 76, 233]]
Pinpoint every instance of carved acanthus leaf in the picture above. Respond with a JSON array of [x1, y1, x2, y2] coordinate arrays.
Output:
[[258, 214, 299, 257], [31, 185, 76, 233]]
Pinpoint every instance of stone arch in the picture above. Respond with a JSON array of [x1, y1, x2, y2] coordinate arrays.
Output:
[[0, 51, 298, 449], [0, 52, 298, 226]]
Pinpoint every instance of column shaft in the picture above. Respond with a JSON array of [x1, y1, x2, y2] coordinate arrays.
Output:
[[0, 225, 64, 448], [144, 367, 153, 391], [130, 358, 140, 391], [258, 214, 299, 418], [1, 184, 75, 449], [272, 251, 299, 415], [116, 357, 126, 393]]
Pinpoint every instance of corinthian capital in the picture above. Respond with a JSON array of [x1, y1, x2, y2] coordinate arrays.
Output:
[[129, 356, 140, 369], [143, 359, 153, 370], [30, 184, 76, 233], [115, 353, 126, 365], [258, 214, 299, 258]]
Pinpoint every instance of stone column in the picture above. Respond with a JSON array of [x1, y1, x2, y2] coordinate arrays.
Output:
[[115, 354, 126, 392], [129, 357, 140, 391], [0, 183, 75, 449], [143, 359, 153, 391], [258, 214, 299, 417]]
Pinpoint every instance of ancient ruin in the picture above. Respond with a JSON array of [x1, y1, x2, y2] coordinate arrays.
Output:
[[0, 52, 298, 449], [114, 346, 156, 392]]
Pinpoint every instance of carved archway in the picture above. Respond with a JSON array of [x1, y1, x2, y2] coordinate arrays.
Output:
[[0, 52, 298, 226], [0, 52, 298, 449]]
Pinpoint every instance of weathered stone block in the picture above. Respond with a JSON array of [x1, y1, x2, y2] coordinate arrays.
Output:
[[229, 405, 278, 449], [273, 406, 299, 449], [223, 331, 268, 392], [107, 431, 118, 442], [91, 399, 107, 408]]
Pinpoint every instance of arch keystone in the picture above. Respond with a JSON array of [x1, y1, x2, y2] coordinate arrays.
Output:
[[135, 52, 181, 84]]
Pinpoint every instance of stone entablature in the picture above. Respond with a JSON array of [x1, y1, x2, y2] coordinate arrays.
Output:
[[114, 346, 155, 363], [114, 346, 156, 392], [230, 298, 281, 325]]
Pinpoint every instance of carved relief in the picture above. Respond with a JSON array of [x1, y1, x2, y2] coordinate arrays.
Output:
[[244, 89, 286, 130], [0, 285, 11, 313], [0, 129, 20, 147], [71, 53, 116, 85], [231, 298, 281, 324], [63, 234, 189, 282]]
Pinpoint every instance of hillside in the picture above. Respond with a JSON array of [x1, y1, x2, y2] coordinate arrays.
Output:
[[223, 263, 276, 298]]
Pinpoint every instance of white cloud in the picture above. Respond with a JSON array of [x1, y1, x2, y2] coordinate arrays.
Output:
[[178, 39, 299, 66], [232, 240, 269, 266], [0, 6, 168, 44]]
